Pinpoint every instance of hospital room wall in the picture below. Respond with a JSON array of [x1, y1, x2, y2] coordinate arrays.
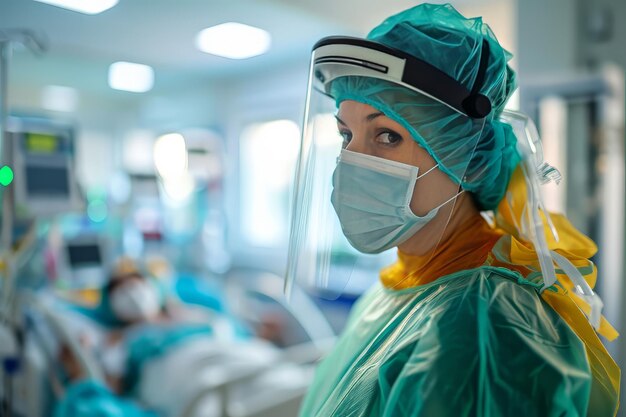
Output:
[[517, 0, 626, 79], [517, 0, 626, 414], [576, 1, 626, 414], [577, 0, 626, 303], [578, 0, 626, 69]]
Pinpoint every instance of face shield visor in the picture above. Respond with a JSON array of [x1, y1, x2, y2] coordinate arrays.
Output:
[[285, 37, 492, 299]]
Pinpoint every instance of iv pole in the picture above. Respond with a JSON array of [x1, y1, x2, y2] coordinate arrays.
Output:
[[0, 29, 46, 417]]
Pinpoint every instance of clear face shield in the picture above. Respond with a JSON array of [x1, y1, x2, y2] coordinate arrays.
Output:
[[285, 37, 491, 299]]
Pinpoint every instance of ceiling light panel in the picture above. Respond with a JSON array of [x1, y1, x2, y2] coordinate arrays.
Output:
[[33, 0, 119, 15], [196, 22, 271, 59], [108, 61, 154, 93]]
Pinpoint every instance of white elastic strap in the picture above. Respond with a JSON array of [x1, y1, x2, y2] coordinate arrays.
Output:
[[538, 199, 560, 242], [416, 163, 439, 180], [436, 188, 464, 209], [550, 250, 603, 330], [533, 218, 558, 289]]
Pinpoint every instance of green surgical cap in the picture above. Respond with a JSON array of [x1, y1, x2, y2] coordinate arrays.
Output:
[[330, 3, 521, 210]]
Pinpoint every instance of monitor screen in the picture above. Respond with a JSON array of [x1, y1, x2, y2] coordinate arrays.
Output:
[[67, 243, 102, 267], [25, 165, 70, 197], [25, 133, 60, 154]]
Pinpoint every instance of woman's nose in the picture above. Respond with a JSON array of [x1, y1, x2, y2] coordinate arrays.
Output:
[[344, 135, 371, 155]]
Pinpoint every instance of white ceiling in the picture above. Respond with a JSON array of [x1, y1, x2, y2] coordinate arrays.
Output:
[[0, 0, 513, 100]]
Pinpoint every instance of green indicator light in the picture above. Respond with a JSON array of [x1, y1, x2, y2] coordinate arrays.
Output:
[[0, 166, 14, 186]]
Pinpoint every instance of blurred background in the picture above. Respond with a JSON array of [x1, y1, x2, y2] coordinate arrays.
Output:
[[0, 0, 624, 416]]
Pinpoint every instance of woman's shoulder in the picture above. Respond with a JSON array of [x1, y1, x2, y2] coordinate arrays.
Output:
[[378, 265, 581, 346], [438, 266, 573, 334], [362, 265, 581, 346], [433, 264, 545, 306]]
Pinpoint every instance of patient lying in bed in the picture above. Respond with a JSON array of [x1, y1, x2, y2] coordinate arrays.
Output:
[[54, 261, 300, 417]]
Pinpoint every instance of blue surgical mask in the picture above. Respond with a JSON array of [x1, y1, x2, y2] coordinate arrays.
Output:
[[331, 149, 458, 254]]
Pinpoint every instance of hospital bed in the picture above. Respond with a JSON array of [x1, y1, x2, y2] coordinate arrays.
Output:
[[2, 271, 335, 417]]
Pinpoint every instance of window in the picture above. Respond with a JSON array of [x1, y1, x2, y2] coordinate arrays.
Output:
[[239, 120, 300, 247]]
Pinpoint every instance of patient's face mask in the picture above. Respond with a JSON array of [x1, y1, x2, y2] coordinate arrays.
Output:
[[110, 280, 161, 322], [331, 149, 460, 254]]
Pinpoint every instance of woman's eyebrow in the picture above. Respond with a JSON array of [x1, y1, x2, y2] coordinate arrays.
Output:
[[366, 112, 384, 121], [335, 112, 385, 126]]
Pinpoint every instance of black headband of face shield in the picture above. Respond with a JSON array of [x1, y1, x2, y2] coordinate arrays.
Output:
[[313, 36, 493, 119]]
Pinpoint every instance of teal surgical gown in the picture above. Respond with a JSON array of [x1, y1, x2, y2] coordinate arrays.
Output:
[[300, 266, 592, 417]]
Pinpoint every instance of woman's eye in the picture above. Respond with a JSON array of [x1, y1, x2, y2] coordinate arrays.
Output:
[[339, 130, 352, 145], [377, 131, 402, 145]]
